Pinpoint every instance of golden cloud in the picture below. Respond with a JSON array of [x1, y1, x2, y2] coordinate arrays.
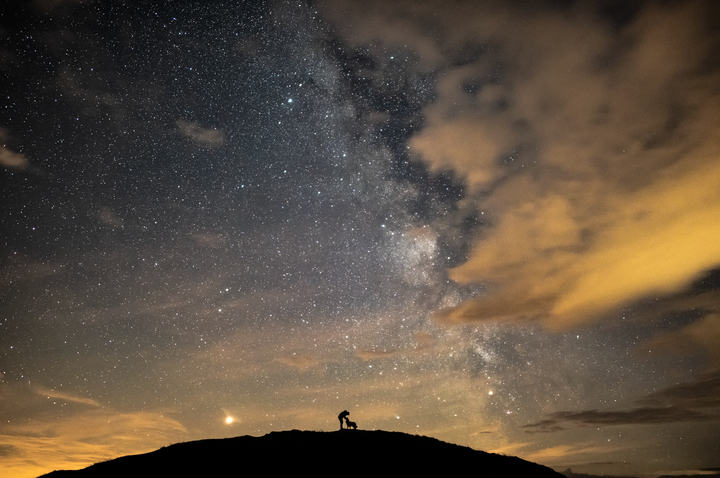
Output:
[[0, 408, 187, 478], [394, 0, 720, 329], [441, 152, 720, 329]]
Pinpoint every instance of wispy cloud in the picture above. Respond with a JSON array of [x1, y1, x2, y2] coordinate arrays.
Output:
[[638, 371, 720, 409], [0, 127, 28, 170], [0, 146, 28, 170], [33, 386, 102, 407], [356, 349, 398, 360], [524, 442, 623, 461], [644, 313, 720, 371], [176, 120, 225, 147], [524, 371, 720, 433], [0, 407, 187, 478], [96, 207, 124, 229], [275, 354, 321, 371], [189, 232, 227, 248], [524, 406, 713, 433], [32, 0, 88, 11]]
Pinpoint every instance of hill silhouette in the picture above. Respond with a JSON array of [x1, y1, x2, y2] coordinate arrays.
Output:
[[40, 429, 563, 477]]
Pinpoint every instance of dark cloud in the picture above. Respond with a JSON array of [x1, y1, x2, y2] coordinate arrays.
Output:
[[524, 406, 714, 433], [561, 469, 642, 478], [639, 371, 720, 409], [657, 475, 720, 478], [525, 371, 720, 432]]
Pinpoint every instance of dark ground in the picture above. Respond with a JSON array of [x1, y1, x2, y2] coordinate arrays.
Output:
[[40, 429, 565, 477]]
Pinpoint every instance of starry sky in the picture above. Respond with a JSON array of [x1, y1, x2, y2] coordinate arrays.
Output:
[[1, 1, 719, 477]]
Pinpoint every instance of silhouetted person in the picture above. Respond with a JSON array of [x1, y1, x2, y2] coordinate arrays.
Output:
[[344, 417, 357, 429], [338, 410, 349, 430]]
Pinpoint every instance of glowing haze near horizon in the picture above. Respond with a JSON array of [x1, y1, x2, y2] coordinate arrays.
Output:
[[1, 1, 719, 476]]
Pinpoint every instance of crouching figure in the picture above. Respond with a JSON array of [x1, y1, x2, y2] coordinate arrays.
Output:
[[344, 417, 357, 430]]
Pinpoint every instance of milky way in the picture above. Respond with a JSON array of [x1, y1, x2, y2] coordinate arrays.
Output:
[[2, 1, 720, 477]]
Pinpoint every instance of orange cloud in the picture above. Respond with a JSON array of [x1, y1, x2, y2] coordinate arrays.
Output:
[[324, 0, 720, 329], [0, 408, 187, 478], [391, 0, 720, 329], [441, 153, 720, 329], [409, 118, 503, 188]]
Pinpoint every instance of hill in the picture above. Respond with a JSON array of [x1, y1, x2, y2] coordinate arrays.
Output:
[[40, 429, 564, 477]]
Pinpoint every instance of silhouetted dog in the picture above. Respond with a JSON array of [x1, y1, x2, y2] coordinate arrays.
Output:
[[344, 418, 357, 430]]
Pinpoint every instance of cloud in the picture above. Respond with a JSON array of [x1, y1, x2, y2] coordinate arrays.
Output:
[[409, 117, 504, 188], [0, 444, 16, 457], [96, 207, 124, 229], [318, 0, 445, 71], [643, 313, 720, 370], [440, 154, 720, 328], [323, 0, 720, 329], [561, 467, 640, 478], [0, 127, 28, 170], [487, 441, 530, 456], [524, 406, 714, 433], [356, 349, 398, 360], [176, 120, 226, 147], [0, 406, 187, 478], [189, 232, 227, 248], [33, 386, 102, 407], [375, 0, 720, 329], [32, 0, 88, 11], [638, 371, 720, 409], [56, 65, 125, 122], [413, 331, 434, 351], [0, 146, 28, 170], [0, 254, 60, 288], [275, 354, 320, 371], [524, 371, 720, 433], [355, 329, 439, 361], [524, 443, 624, 462]]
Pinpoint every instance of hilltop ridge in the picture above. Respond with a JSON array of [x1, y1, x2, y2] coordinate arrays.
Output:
[[40, 429, 563, 477]]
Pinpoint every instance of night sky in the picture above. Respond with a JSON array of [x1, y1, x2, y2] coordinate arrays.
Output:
[[2, 1, 720, 477]]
